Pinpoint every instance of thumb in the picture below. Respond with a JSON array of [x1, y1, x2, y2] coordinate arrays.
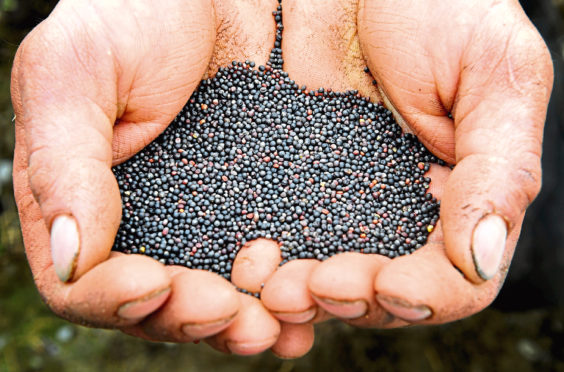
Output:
[[11, 0, 215, 282], [12, 19, 121, 282], [442, 16, 553, 283]]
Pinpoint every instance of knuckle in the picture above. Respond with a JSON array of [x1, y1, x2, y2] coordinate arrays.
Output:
[[26, 147, 83, 219], [506, 24, 554, 98], [514, 162, 542, 206], [507, 144, 542, 208], [15, 24, 53, 72], [12, 27, 43, 95], [27, 150, 59, 204]]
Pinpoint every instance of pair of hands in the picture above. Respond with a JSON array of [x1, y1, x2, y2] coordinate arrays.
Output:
[[11, 0, 552, 358]]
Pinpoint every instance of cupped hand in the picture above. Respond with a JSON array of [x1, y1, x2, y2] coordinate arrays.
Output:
[[256, 0, 553, 338], [11, 0, 295, 356]]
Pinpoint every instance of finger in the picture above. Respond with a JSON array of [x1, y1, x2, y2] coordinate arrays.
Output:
[[231, 238, 281, 293], [374, 227, 520, 324], [261, 259, 320, 323], [35, 247, 172, 328], [426, 163, 450, 200], [11, 0, 215, 282], [64, 254, 171, 327], [308, 253, 390, 326], [13, 21, 120, 282], [271, 323, 315, 359], [140, 269, 239, 342], [13, 124, 174, 329], [206, 293, 280, 355], [441, 9, 553, 283]]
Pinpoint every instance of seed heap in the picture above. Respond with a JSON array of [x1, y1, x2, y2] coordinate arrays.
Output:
[[112, 0, 441, 281]]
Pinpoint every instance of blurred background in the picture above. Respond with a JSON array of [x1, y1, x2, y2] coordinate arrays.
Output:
[[0, 0, 563, 371]]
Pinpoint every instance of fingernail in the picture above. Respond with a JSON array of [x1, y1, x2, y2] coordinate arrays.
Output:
[[182, 313, 237, 339], [50, 215, 80, 282], [272, 307, 317, 323], [226, 336, 278, 356], [313, 296, 367, 319], [376, 294, 432, 322], [472, 214, 507, 280], [117, 288, 170, 320]]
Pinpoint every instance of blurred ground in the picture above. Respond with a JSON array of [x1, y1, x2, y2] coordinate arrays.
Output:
[[0, 1, 563, 371]]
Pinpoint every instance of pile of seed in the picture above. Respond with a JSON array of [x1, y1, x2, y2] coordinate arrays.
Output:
[[112, 0, 441, 280]]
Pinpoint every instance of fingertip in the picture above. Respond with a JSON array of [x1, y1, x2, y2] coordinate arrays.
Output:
[[309, 253, 388, 300], [212, 293, 281, 356], [374, 243, 501, 324], [231, 238, 281, 293], [66, 254, 171, 327], [226, 336, 279, 356], [182, 314, 237, 340], [410, 114, 456, 165], [376, 294, 432, 323], [271, 307, 317, 324], [141, 269, 240, 342], [271, 323, 315, 359], [441, 156, 526, 283], [312, 296, 368, 319], [262, 259, 319, 322], [309, 253, 390, 323], [39, 161, 122, 283], [117, 287, 171, 320]]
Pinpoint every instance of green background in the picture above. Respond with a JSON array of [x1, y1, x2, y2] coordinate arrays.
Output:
[[1, 1, 563, 371]]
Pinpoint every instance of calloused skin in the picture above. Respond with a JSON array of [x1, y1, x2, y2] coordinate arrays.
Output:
[[11, 0, 552, 358]]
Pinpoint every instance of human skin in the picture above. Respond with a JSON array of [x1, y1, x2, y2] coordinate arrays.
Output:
[[11, 0, 552, 358]]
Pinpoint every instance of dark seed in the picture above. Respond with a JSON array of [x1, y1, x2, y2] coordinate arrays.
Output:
[[112, 0, 441, 282]]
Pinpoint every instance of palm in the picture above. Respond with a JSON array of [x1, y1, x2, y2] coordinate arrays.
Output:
[[91, 0, 216, 164]]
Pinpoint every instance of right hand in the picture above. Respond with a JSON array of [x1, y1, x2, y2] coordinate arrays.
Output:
[[12, 0, 311, 356], [257, 0, 551, 336]]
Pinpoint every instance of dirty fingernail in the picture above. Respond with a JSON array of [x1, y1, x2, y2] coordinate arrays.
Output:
[[313, 296, 367, 319], [377, 294, 432, 322], [182, 314, 237, 339], [117, 288, 170, 320], [50, 215, 80, 282], [227, 336, 278, 356], [472, 214, 507, 280], [271, 307, 317, 324]]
